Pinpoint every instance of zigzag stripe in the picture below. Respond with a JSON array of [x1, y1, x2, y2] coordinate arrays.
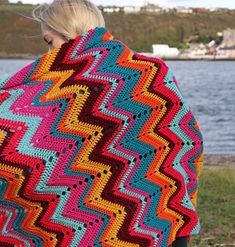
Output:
[[125, 55, 181, 246], [82, 44, 161, 244], [30, 58, 106, 245], [109, 50, 170, 246], [31, 49, 140, 246], [54, 37, 157, 245], [0, 171, 45, 246], [163, 71, 202, 237], [88, 46, 159, 244], [0, 77, 86, 245]]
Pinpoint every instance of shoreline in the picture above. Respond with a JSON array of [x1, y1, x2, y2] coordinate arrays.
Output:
[[1, 55, 235, 61], [164, 58, 235, 61], [0, 55, 37, 60], [204, 154, 235, 168]]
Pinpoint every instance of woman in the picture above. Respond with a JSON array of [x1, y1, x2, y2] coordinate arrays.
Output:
[[0, 0, 203, 246]]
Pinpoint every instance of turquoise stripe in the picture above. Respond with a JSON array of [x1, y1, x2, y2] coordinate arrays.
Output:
[[165, 70, 197, 211], [191, 219, 201, 235], [23, 57, 41, 85], [0, 76, 10, 88], [0, 87, 89, 242], [79, 41, 171, 243], [74, 42, 160, 241]]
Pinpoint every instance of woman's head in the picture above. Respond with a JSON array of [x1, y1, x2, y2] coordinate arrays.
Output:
[[32, 0, 105, 49]]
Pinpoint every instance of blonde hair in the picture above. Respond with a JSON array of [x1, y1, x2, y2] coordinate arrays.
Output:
[[32, 0, 105, 40]]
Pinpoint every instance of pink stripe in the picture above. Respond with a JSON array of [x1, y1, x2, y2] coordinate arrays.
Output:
[[179, 111, 202, 192], [3, 63, 33, 90]]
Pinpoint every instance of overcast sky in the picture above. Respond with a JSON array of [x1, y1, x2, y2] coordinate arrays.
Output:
[[9, 0, 235, 9]]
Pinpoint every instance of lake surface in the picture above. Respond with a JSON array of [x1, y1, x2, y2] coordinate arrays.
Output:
[[0, 59, 235, 155]]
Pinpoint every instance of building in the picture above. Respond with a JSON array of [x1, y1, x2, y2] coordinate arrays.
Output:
[[216, 28, 235, 58], [102, 6, 121, 13], [209, 8, 216, 12], [176, 7, 193, 14], [123, 6, 141, 13], [141, 3, 162, 13], [152, 44, 180, 58], [220, 28, 235, 48], [216, 29, 235, 59]]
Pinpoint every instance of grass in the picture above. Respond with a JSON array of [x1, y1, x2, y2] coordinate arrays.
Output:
[[190, 166, 235, 247]]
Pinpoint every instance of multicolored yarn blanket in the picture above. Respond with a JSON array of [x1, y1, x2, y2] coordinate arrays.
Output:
[[0, 27, 203, 247]]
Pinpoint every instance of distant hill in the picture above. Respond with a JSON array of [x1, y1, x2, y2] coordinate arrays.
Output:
[[1, 3, 235, 58], [0, 0, 9, 4]]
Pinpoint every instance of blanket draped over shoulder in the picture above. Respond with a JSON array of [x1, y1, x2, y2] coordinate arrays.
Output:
[[0, 27, 203, 247]]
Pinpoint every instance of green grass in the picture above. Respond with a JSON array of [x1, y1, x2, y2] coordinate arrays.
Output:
[[190, 167, 235, 247]]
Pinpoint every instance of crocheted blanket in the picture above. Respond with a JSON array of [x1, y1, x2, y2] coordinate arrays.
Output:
[[0, 27, 203, 247]]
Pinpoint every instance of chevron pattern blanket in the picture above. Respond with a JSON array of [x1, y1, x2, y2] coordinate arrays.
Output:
[[0, 27, 203, 247]]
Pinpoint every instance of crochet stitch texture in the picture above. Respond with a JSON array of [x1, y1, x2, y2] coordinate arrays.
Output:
[[0, 27, 203, 247]]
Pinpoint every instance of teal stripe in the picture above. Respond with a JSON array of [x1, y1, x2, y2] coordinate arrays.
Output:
[[165, 70, 195, 211]]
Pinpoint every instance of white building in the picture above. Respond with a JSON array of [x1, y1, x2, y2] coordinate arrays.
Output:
[[141, 4, 162, 13], [220, 28, 235, 48], [176, 7, 193, 14], [103, 7, 121, 13], [123, 6, 141, 13], [215, 29, 235, 59], [209, 8, 217, 12], [152, 44, 180, 58]]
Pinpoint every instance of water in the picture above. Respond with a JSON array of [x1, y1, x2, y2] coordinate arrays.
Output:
[[167, 60, 235, 155], [0, 59, 235, 155]]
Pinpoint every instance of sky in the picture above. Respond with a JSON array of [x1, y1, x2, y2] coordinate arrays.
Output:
[[9, 0, 235, 9]]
